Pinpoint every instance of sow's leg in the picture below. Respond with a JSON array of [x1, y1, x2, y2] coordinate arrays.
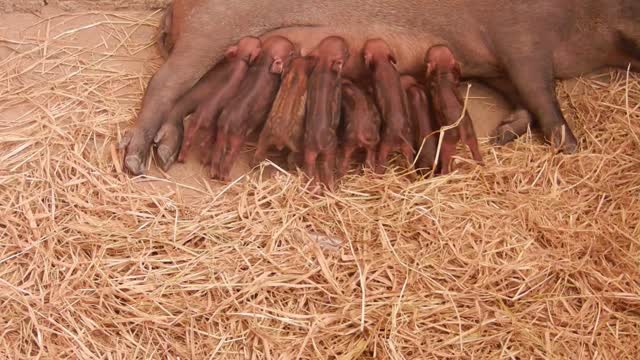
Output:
[[119, 36, 221, 175], [495, 42, 578, 153], [119, 0, 281, 175]]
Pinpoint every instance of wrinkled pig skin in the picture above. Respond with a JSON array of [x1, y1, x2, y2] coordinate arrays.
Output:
[[304, 36, 350, 191], [338, 78, 381, 177], [170, 36, 262, 165], [426, 45, 483, 175], [254, 56, 314, 168], [209, 36, 296, 181], [156, 3, 174, 60], [400, 75, 439, 174], [121, 0, 640, 175], [363, 38, 415, 174]]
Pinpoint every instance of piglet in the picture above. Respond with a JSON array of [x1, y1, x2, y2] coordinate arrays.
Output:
[[154, 36, 262, 168], [254, 56, 314, 168], [177, 36, 262, 164], [304, 36, 350, 190], [338, 78, 381, 177], [401, 75, 439, 173], [425, 44, 483, 174], [363, 39, 414, 174], [209, 35, 296, 181]]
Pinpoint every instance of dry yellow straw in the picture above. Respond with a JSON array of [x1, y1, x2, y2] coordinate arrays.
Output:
[[1, 10, 639, 359]]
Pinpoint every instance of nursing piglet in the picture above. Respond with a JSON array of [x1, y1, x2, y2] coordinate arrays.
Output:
[[425, 45, 483, 174], [303, 36, 350, 190], [209, 36, 296, 181], [363, 39, 414, 174], [338, 78, 381, 177]]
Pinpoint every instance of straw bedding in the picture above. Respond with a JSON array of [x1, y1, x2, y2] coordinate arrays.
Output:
[[1, 10, 639, 360]]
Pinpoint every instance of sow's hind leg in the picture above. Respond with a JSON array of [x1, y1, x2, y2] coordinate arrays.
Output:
[[120, 36, 224, 175], [492, 32, 578, 153]]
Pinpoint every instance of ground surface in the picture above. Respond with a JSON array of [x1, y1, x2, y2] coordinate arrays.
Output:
[[1, 0, 169, 12], [1, 5, 639, 360]]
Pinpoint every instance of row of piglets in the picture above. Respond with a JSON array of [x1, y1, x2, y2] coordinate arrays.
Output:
[[168, 34, 484, 189]]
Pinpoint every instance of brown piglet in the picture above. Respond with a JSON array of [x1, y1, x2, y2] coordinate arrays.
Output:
[[155, 36, 262, 167], [209, 35, 296, 181], [338, 78, 381, 177], [425, 44, 483, 174], [304, 36, 350, 190], [363, 39, 414, 174], [178, 37, 262, 164], [254, 56, 314, 168], [400, 75, 439, 173]]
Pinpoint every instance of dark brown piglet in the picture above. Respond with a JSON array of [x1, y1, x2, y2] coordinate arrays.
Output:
[[400, 75, 439, 173], [338, 78, 381, 177], [363, 39, 414, 174], [254, 56, 314, 168], [425, 44, 483, 175], [304, 36, 350, 190], [155, 36, 262, 167], [209, 35, 296, 181]]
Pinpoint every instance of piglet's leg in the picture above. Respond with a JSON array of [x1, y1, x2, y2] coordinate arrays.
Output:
[[199, 127, 218, 165], [376, 142, 391, 174], [304, 150, 319, 184], [217, 135, 244, 182], [320, 151, 336, 191], [178, 110, 209, 163], [439, 130, 458, 175], [253, 132, 270, 167], [416, 136, 437, 171], [286, 151, 300, 171], [439, 143, 457, 175], [401, 141, 415, 168], [338, 144, 357, 177], [365, 146, 376, 171], [459, 117, 484, 164], [209, 132, 226, 179]]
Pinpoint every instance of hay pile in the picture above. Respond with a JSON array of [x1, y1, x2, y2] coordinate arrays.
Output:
[[1, 10, 640, 359]]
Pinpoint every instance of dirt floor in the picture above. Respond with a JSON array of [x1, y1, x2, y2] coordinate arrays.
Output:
[[1, 0, 169, 12], [1, 4, 639, 360]]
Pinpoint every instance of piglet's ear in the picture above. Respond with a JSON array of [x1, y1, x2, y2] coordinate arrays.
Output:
[[332, 59, 344, 73], [425, 62, 435, 79], [224, 45, 238, 60], [452, 60, 462, 82], [363, 52, 373, 69], [389, 54, 399, 71], [270, 57, 284, 74], [248, 47, 261, 64]]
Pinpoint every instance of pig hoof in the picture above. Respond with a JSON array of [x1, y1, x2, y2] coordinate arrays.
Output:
[[493, 109, 533, 145], [119, 128, 150, 175], [154, 122, 184, 171], [549, 126, 578, 154], [156, 145, 177, 171], [124, 155, 144, 176], [494, 127, 520, 145]]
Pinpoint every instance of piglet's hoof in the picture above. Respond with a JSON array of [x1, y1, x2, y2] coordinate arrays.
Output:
[[492, 109, 533, 146], [548, 125, 578, 154], [154, 121, 184, 171], [119, 127, 153, 175]]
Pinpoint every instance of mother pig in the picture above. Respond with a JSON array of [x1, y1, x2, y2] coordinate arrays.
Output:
[[120, 0, 640, 175]]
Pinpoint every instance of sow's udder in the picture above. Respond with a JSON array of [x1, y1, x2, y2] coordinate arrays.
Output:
[[260, 26, 446, 79]]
